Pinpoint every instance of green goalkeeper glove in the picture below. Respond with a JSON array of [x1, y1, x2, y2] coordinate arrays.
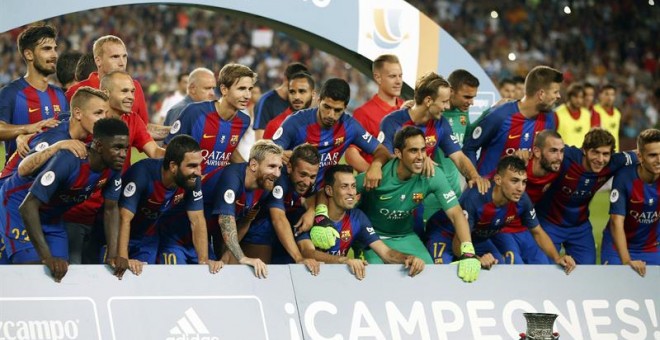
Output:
[[452, 242, 481, 283], [310, 204, 339, 250]]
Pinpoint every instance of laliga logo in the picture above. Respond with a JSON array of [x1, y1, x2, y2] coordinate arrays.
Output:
[[368, 8, 409, 49]]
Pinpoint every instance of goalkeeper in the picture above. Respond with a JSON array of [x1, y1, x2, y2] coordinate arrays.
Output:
[[425, 156, 576, 274], [311, 126, 482, 282], [298, 165, 425, 280]]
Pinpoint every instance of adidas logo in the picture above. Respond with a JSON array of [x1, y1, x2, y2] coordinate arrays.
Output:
[[166, 308, 219, 340]]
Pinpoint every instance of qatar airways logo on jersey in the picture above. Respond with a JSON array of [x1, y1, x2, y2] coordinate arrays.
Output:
[[504, 147, 531, 156], [319, 152, 340, 167], [560, 186, 593, 199], [201, 149, 231, 168], [58, 192, 92, 204], [379, 208, 415, 220], [629, 210, 660, 224]]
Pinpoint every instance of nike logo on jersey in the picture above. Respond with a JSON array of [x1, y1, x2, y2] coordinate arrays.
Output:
[[203, 134, 216, 139], [508, 134, 521, 139], [28, 107, 39, 113], [379, 195, 393, 200]]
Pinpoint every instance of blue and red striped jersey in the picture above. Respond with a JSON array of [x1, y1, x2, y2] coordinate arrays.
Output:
[[28, 150, 121, 224], [379, 108, 460, 157], [426, 185, 539, 242], [0, 78, 67, 161], [273, 108, 379, 190], [164, 101, 250, 192], [120, 158, 202, 240], [536, 146, 636, 227], [463, 101, 557, 178], [604, 165, 659, 252], [297, 209, 380, 256]]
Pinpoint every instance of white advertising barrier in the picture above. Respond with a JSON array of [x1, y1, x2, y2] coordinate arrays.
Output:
[[289, 265, 660, 340], [0, 265, 300, 340], [1, 265, 658, 340]]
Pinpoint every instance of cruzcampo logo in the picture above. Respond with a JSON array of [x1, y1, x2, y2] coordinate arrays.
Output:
[[368, 8, 408, 49]]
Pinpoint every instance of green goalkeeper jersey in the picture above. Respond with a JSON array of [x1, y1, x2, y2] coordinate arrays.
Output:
[[356, 158, 458, 237]]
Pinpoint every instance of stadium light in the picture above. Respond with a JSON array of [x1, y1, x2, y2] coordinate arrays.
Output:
[[490, 11, 499, 19], [650, 0, 654, 6], [508, 52, 516, 61], [563, 6, 572, 14]]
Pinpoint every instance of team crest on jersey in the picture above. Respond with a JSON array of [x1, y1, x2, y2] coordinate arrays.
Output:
[[224, 190, 235, 204], [412, 192, 424, 204], [334, 136, 344, 146], [173, 193, 184, 205], [377, 131, 385, 143], [53, 105, 61, 113], [340, 230, 351, 242], [123, 182, 137, 197], [35, 142, 49, 152], [40, 171, 55, 186], [460, 116, 467, 126], [273, 185, 283, 199], [425, 136, 437, 148], [170, 121, 181, 134], [505, 215, 515, 224], [230, 135, 239, 146], [610, 189, 619, 203], [472, 126, 482, 139]]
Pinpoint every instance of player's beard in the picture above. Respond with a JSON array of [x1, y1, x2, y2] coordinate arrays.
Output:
[[539, 156, 559, 173], [257, 174, 276, 191], [34, 57, 56, 77], [291, 98, 312, 111], [174, 171, 198, 190]]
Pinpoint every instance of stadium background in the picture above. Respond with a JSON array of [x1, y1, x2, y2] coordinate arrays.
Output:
[[0, 0, 657, 263]]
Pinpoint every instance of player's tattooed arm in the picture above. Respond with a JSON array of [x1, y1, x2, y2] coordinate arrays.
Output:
[[146, 123, 171, 141], [18, 140, 87, 176], [218, 214, 245, 261]]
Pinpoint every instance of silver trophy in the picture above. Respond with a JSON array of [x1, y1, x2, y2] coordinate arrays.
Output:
[[521, 313, 559, 339]]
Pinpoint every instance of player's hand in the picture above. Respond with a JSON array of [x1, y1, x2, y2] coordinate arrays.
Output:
[[294, 208, 315, 236], [400, 99, 415, 109], [204, 259, 224, 274], [364, 163, 383, 191], [451, 242, 481, 282], [128, 259, 145, 276], [478, 253, 499, 269], [403, 255, 425, 277], [554, 255, 576, 274], [627, 260, 646, 277], [55, 139, 88, 159], [239, 257, 268, 278], [513, 149, 532, 164], [28, 118, 59, 134], [344, 258, 368, 280], [298, 257, 320, 276], [282, 150, 293, 166], [16, 134, 32, 157], [245, 206, 260, 222], [309, 204, 338, 250], [43, 257, 68, 283], [422, 156, 437, 178], [109, 256, 129, 280], [467, 176, 490, 194]]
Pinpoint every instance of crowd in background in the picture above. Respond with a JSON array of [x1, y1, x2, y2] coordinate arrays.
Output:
[[0, 1, 658, 145]]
